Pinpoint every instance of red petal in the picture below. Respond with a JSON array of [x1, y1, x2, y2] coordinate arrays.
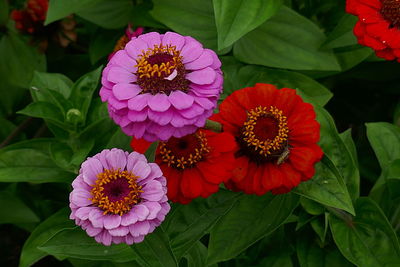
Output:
[[181, 168, 203, 199], [130, 137, 152, 154]]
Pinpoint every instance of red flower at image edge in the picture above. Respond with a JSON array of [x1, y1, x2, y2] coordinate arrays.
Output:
[[346, 0, 400, 62], [213, 83, 323, 195], [131, 130, 237, 204], [11, 0, 48, 34]]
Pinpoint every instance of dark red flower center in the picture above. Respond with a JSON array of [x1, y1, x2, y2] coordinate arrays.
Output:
[[90, 169, 142, 215], [381, 0, 400, 28], [238, 106, 290, 164], [159, 132, 210, 170], [135, 45, 190, 95]]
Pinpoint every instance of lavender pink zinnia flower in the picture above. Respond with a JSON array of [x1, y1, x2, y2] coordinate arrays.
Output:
[[100, 31, 223, 142], [69, 148, 170, 246]]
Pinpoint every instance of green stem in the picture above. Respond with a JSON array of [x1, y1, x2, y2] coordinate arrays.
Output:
[[204, 119, 222, 133]]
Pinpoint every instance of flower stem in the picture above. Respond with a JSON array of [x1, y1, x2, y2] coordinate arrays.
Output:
[[204, 119, 222, 133]]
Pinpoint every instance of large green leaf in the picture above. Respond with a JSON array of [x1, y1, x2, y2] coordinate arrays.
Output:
[[233, 6, 340, 71], [130, 227, 178, 267], [366, 122, 400, 170], [207, 193, 298, 264], [316, 106, 359, 202], [294, 157, 355, 215], [212, 0, 283, 49], [296, 231, 353, 267], [0, 190, 39, 224], [151, 0, 218, 50], [182, 242, 210, 267], [69, 66, 102, 125], [163, 190, 238, 259], [17, 102, 64, 123], [0, 148, 74, 183], [19, 208, 75, 267], [0, 0, 9, 26], [30, 71, 73, 99], [45, 0, 100, 25], [322, 14, 358, 49], [329, 198, 400, 266], [77, 0, 134, 29], [39, 227, 137, 262], [220, 58, 333, 106]]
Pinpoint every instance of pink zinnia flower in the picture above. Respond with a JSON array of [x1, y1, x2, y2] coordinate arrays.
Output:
[[69, 148, 170, 246], [100, 31, 223, 142], [108, 25, 144, 60]]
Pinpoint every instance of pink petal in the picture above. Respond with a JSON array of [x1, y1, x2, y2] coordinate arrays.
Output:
[[108, 96, 128, 110], [75, 207, 93, 220], [132, 160, 151, 179], [126, 152, 147, 172], [100, 87, 112, 102], [89, 208, 105, 228], [168, 90, 194, 110], [86, 225, 103, 237], [125, 37, 148, 59], [139, 32, 161, 49], [143, 202, 162, 220], [181, 39, 203, 63], [128, 94, 151, 111], [112, 83, 142, 100], [110, 50, 137, 72], [103, 214, 122, 230], [121, 210, 138, 226], [179, 103, 205, 119], [162, 32, 185, 50], [186, 67, 216, 85], [141, 180, 164, 201], [148, 109, 173, 126], [185, 49, 214, 70], [128, 109, 148, 122], [108, 66, 137, 83], [193, 96, 215, 109], [133, 235, 145, 243], [106, 148, 127, 170], [71, 189, 92, 207], [108, 226, 130, 236], [129, 221, 150, 237], [148, 93, 171, 112], [82, 158, 103, 186], [132, 204, 150, 221], [209, 49, 222, 69]]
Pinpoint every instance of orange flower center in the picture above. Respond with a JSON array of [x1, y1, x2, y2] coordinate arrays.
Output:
[[239, 106, 290, 164], [90, 169, 142, 216], [381, 0, 400, 28], [135, 44, 189, 95], [159, 132, 210, 170]]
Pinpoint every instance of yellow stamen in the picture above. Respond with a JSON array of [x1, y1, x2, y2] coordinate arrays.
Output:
[[90, 169, 143, 216], [242, 106, 289, 157]]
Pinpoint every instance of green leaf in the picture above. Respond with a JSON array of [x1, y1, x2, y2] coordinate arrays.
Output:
[[69, 66, 102, 124], [19, 208, 75, 267], [144, 142, 158, 163], [0, 148, 74, 183], [164, 190, 238, 260], [366, 122, 400, 170], [77, 0, 133, 29], [151, 0, 218, 50], [105, 129, 132, 152], [89, 29, 121, 64], [207, 193, 298, 264], [258, 252, 293, 267], [17, 102, 64, 122], [233, 6, 340, 71], [0, 0, 9, 26], [212, 0, 283, 50], [316, 106, 359, 202], [39, 227, 137, 262], [300, 197, 324, 216], [296, 231, 353, 267], [339, 129, 360, 200], [0, 190, 39, 224], [322, 14, 358, 49], [31, 71, 73, 99], [182, 242, 209, 267], [220, 59, 333, 106], [335, 45, 373, 72], [294, 157, 355, 215], [0, 31, 46, 88], [45, 0, 100, 25], [329, 197, 400, 267], [130, 227, 178, 267]]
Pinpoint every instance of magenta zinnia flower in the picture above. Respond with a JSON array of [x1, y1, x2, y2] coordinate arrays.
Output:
[[100, 31, 223, 142], [69, 148, 170, 246]]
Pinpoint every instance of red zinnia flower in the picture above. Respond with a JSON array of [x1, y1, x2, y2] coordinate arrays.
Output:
[[152, 129, 237, 204], [11, 0, 48, 34], [214, 83, 323, 195], [346, 0, 400, 62]]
